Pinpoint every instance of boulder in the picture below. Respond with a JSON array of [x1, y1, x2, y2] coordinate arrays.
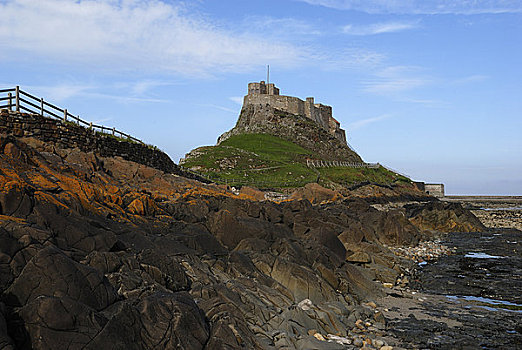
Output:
[[86, 292, 209, 350], [239, 186, 266, 201], [306, 226, 346, 262], [208, 209, 292, 249], [16, 296, 106, 349], [289, 183, 341, 204], [5, 246, 117, 311], [337, 264, 384, 301], [405, 201, 486, 233], [0, 302, 15, 350]]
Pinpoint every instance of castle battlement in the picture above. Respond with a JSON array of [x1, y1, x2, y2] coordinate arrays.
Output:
[[243, 81, 347, 144]]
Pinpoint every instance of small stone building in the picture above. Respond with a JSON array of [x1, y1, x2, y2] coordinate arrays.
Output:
[[425, 184, 445, 197], [414, 182, 445, 197]]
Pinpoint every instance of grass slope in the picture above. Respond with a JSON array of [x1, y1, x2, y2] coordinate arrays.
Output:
[[182, 133, 409, 189]]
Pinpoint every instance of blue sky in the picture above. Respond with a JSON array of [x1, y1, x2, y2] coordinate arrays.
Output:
[[1, 0, 521, 195]]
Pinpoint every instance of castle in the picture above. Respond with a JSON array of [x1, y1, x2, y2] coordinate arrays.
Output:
[[244, 81, 347, 143]]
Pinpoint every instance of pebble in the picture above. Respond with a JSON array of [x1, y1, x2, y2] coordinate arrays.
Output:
[[313, 333, 325, 341], [380, 346, 393, 350], [298, 299, 313, 311], [387, 240, 456, 264], [365, 301, 378, 309], [374, 339, 384, 347], [355, 319, 365, 330], [326, 334, 352, 345], [353, 338, 364, 347]]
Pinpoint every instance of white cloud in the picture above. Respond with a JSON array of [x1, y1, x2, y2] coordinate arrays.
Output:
[[362, 78, 427, 94], [243, 16, 322, 37], [0, 0, 309, 76], [362, 65, 433, 95], [199, 104, 238, 114], [297, 0, 522, 14], [348, 114, 391, 130], [25, 83, 95, 102], [229, 96, 244, 105], [342, 21, 419, 35], [321, 48, 386, 70], [127, 80, 175, 95], [452, 75, 489, 84], [23, 82, 171, 104]]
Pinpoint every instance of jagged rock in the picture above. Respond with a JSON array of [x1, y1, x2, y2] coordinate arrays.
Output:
[[337, 264, 384, 301], [208, 209, 292, 250], [270, 256, 338, 303], [289, 183, 342, 204], [405, 201, 485, 233], [16, 296, 106, 349], [5, 245, 117, 311], [240, 186, 266, 201], [86, 292, 208, 350], [346, 251, 371, 263], [0, 302, 15, 350], [0, 181, 33, 217], [306, 226, 347, 262], [0, 135, 487, 349]]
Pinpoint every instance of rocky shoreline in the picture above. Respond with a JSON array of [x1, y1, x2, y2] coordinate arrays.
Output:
[[0, 134, 514, 350], [444, 196, 522, 231], [373, 197, 522, 349]]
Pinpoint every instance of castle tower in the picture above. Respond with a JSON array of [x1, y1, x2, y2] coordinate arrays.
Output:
[[247, 81, 279, 96]]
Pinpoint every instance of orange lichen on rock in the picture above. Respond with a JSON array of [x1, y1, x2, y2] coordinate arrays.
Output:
[[289, 183, 342, 204]]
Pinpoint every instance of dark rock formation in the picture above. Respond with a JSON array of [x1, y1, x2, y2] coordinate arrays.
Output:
[[405, 201, 486, 233], [0, 134, 486, 349]]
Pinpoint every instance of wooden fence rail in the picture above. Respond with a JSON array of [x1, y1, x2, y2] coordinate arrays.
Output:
[[0, 86, 144, 144], [306, 159, 380, 168]]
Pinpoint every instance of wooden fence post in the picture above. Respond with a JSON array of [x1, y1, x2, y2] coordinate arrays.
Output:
[[15, 86, 19, 112], [8, 93, 12, 111], [40, 98, 44, 116], [63, 109, 67, 122]]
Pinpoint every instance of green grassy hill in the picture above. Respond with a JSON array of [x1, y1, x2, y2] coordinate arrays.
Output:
[[181, 133, 410, 189]]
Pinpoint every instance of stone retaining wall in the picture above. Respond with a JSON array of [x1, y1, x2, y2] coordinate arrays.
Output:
[[0, 109, 177, 174]]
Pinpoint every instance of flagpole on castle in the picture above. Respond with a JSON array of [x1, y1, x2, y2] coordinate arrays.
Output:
[[267, 65, 270, 86]]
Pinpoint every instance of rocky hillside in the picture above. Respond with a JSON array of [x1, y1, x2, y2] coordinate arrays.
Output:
[[0, 134, 484, 349], [219, 104, 361, 162]]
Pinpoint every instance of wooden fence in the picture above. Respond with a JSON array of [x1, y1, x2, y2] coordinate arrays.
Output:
[[306, 159, 380, 168], [0, 86, 144, 144]]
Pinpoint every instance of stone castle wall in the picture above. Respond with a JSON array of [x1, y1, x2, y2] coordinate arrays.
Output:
[[244, 94, 305, 119], [244, 82, 347, 144], [0, 109, 178, 174]]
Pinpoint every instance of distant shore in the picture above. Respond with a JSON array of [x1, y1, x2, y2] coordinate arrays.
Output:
[[443, 195, 522, 203], [442, 196, 522, 231]]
